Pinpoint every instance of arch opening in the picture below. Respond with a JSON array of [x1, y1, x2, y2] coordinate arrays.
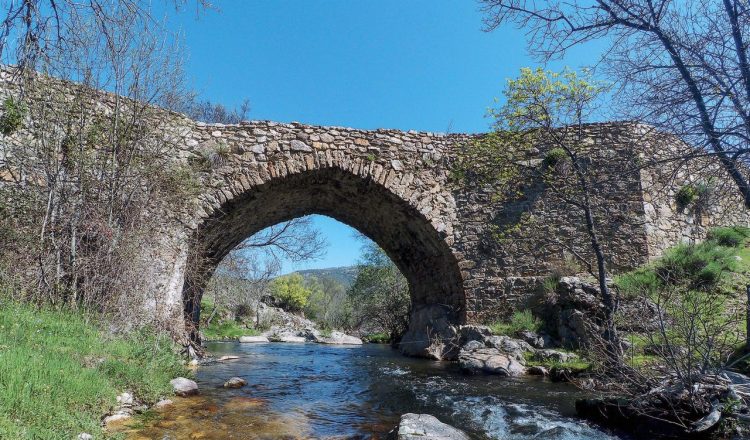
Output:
[[182, 167, 465, 342]]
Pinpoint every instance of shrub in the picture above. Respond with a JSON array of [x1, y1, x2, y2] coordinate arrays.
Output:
[[707, 226, 750, 248], [657, 243, 737, 288], [489, 310, 542, 335], [675, 184, 698, 208], [0, 97, 26, 135], [542, 147, 568, 168], [270, 273, 311, 313], [615, 268, 662, 298]]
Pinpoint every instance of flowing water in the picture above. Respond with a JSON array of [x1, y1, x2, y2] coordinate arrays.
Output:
[[124, 342, 627, 439]]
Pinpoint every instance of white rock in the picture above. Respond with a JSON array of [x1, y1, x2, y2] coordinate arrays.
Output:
[[154, 399, 174, 410], [218, 355, 240, 361], [314, 331, 363, 345], [239, 335, 269, 343], [77, 433, 93, 440], [116, 391, 133, 405], [394, 413, 470, 440], [170, 377, 198, 396], [103, 412, 131, 426]]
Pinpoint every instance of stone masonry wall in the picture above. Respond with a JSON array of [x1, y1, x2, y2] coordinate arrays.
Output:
[[0, 71, 747, 327]]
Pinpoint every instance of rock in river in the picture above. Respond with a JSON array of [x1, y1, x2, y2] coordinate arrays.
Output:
[[389, 413, 470, 440], [170, 377, 198, 396], [239, 335, 269, 343], [459, 347, 527, 376], [314, 330, 363, 345], [223, 377, 248, 388]]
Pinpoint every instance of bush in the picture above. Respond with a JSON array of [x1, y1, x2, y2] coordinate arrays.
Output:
[[0, 97, 25, 135], [707, 226, 750, 248], [270, 273, 311, 313], [542, 147, 568, 168], [675, 184, 698, 208], [657, 242, 738, 288], [489, 310, 542, 335], [615, 268, 662, 298]]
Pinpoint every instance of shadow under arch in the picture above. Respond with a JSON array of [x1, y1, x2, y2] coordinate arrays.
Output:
[[182, 167, 465, 343]]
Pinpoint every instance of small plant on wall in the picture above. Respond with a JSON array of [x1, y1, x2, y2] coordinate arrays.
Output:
[[675, 181, 713, 211]]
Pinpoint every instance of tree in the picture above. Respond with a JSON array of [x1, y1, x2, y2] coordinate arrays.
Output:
[[348, 241, 410, 341], [457, 67, 624, 364], [480, 0, 750, 208], [203, 216, 327, 326], [270, 273, 311, 313]]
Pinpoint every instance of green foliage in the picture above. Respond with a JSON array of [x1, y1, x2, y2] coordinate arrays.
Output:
[[542, 147, 568, 168], [302, 275, 352, 330], [202, 320, 260, 340], [707, 226, 750, 248], [364, 332, 390, 344], [616, 226, 749, 297], [270, 273, 312, 313], [348, 243, 410, 339], [675, 184, 698, 208], [0, 97, 26, 135], [488, 310, 542, 336], [675, 182, 713, 209], [0, 300, 188, 439]]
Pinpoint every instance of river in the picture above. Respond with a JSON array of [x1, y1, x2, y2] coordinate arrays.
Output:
[[125, 341, 627, 439]]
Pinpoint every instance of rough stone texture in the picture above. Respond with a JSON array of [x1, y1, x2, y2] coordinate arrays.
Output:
[[223, 377, 247, 388], [313, 330, 363, 345], [1, 71, 748, 336], [390, 413, 470, 440], [459, 347, 527, 376], [238, 336, 269, 343], [170, 377, 198, 397]]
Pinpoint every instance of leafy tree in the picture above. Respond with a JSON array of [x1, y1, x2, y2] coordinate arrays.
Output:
[[348, 242, 410, 341], [457, 67, 624, 364], [303, 275, 353, 330], [270, 273, 312, 313], [481, 0, 750, 209]]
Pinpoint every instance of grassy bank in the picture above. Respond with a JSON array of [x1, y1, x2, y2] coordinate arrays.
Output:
[[0, 301, 189, 439], [199, 297, 262, 340]]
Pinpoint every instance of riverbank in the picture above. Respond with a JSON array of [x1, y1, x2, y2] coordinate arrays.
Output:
[[0, 301, 189, 439]]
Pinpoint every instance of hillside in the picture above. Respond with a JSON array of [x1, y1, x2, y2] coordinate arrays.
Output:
[[295, 266, 359, 287]]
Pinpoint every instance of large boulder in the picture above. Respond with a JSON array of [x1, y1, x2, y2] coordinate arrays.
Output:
[[399, 304, 460, 360], [238, 335, 269, 343], [389, 413, 470, 440], [459, 346, 527, 376], [484, 335, 535, 361], [313, 330, 363, 345], [170, 377, 198, 397]]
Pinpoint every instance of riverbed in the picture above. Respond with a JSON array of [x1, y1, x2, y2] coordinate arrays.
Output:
[[124, 341, 626, 439]]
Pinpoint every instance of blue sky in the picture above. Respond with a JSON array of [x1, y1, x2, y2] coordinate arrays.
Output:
[[168, 1, 605, 273]]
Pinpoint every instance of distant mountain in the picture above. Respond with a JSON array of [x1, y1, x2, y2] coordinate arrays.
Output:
[[295, 266, 358, 288]]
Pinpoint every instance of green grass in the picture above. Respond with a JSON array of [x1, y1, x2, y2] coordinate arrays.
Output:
[[488, 310, 542, 336], [615, 226, 750, 298], [0, 300, 189, 439], [364, 332, 390, 344], [201, 320, 261, 340], [523, 351, 590, 371]]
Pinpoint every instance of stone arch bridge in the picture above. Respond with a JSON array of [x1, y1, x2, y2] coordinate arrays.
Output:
[[0, 73, 746, 348], [144, 117, 748, 346]]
